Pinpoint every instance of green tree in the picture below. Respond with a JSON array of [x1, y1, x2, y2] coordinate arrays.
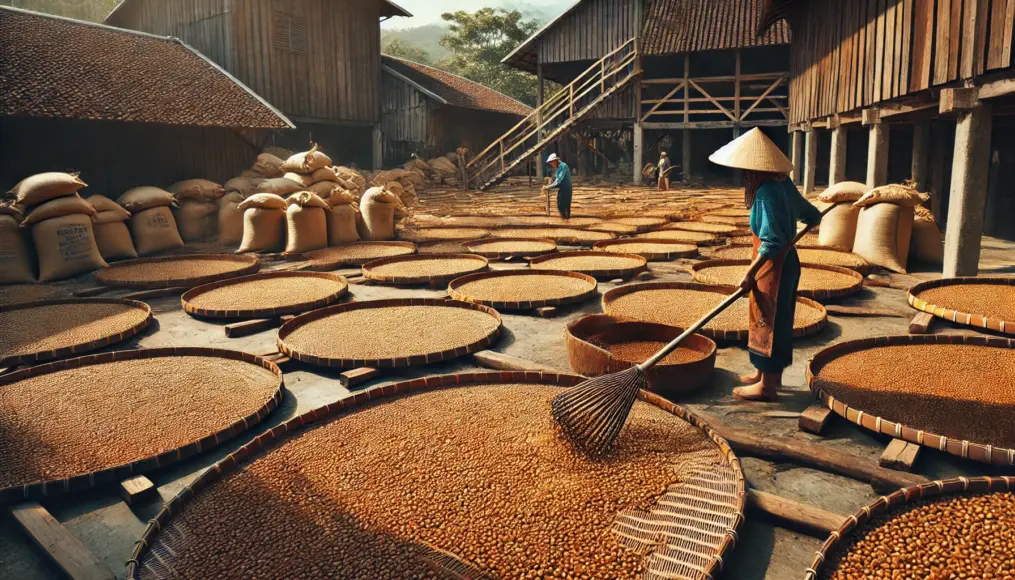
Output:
[[382, 38, 433, 65], [437, 8, 541, 106]]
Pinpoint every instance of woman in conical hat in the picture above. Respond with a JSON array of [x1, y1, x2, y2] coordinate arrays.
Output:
[[709, 128, 822, 401]]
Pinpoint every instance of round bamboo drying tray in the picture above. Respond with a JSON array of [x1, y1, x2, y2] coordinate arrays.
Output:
[[490, 227, 615, 245], [417, 240, 470, 254], [587, 222, 641, 235], [505, 215, 603, 227], [448, 270, 598, 310], [731, 235, 754, 244], [566, 314, 716, 396], [96, 254, 260, 289], [804, 476, 1015, 580], [691, 259, 864, 301], [0, 299, 153, 367], [465, 237, 557, 259], [908, 276, 1015, 336], [277, 298, 502, 369], [712, 245, 872, 276], [603, 282, 828, 341], [0, 347, 283, 502], [709, 208, 751, 218], [438, 216, 504, 227], [397, 227, 490, 243], [361, 253, 488, 285], [529, 251, 648, 279], [607, 216, 670, 231], [635, 229, 722, 245], [701, 215, 751, 227], [665, 221, 745, 235], [593, 239, 698, 261], [181, 272, 349, 319], [0, 284, 67, 306], [304, 242, 416, 269], [807, 334, 1015, 466], [125, 371, 746, 580]]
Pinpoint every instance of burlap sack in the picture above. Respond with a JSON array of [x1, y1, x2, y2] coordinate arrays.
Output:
[[279, 145, 332, 174], [287, 192, 330, 208], [309, 181, 342, 197], [129, 206, 185, 256], [252, 153, 285, 178], [238, 193, 287, 211], [312, 167, 341, 183], [335, 167, 367, 191], [283, 172, 315, 188], [94, 221, 138, 261], [94, 210, 129, 225], [173, 199, 219, 242], [817, 181, 868, 204], [285, 204, 328, 254], [119, 187, 177, 213], [0, 214, 35, 284], [254, 178, 303, 197], [224, 177, 258, 196], [854, 184, 930, 208], [263, 146, 292, 160], [818, 203, 861, 250], [328, 203, 360, 244], [8, 172, 87, 207], [217, 192, 246, 245], [86, 195, 131, 221], [359, 187, 398, 241], [237, 208, 286, 253], [853, 203, 915, 273], [910, 210, 944, 264], [32, 214, 108, 282], [21, 194, 97, 226], [169, 179, 225, 200]]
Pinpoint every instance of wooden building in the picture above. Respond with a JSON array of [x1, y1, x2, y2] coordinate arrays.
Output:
[[761, 0, 1015, 275], [104, 0, 410, 169], [467, 0, 791, 189], [380, 56, 532, 166], [0, 6, 292, 195]]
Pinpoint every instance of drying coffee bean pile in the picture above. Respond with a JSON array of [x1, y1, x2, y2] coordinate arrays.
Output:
[[365, 256, 486, 280], [531, 254, 645, 275], [589, 222, 641, 234], [694, 263, 861, 295], [134, 383, 735, 580], [466, 239, 557, 256], [399, 227, 490, 242], [0, 284, 66, 306], [595, 240, 697, 260], [666, 222, 742, 234], [280, 304, 500, 362], [915, 284, 1015, 322], [713, 247, 870, 272], [702, 215, 750, 226], [0, 355, 280, 491], [305, 243, 415, 267], [507, 216, 602, 226], [417, 241, 469, 254], [636, 230, 719, 244], [98, 256, 253, 286], [709, 209, 751, 218], [184, 274, 347, 313], [0, 302, 149, 359], [606, 341, 707, 365], [452, 272, 596, 303], [822, 492, 1015, 580], [813, 343, 1015, 448], [609, 217, 669, 228], [491, 227, 614, 244]]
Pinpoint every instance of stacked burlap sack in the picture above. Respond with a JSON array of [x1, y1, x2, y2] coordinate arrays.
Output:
[[285, 192, 330, 254], [328, 190, 360, 244], [358, 186, 408, 241], [87, 195, 136, 261], [119, 187, 185, 256], [169, 179, 225, 242], [373, 168, 425, 208], [0, 202, 33, 284], [236, 193, 287, 253]]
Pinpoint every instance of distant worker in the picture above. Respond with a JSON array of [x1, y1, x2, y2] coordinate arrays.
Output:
[[657, 151, 672, 191], [542, 153, 572, 219]]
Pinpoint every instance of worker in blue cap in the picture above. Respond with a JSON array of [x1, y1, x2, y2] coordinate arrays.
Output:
[[542, 153, 572, 219]]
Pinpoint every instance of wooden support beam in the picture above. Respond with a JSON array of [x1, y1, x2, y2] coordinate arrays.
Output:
[[978, 77, 1015, 99], [120, 475, 157, 507], [939, 87, 980, 113], [681, 128, 691, 183], [829, 126, 847, 186], [747, 489, 847, 538], [224, 318, 281, 338], [120, 287, 188, 301], [803, 128, 817, 194], [909, 311, 936, 334], [791, 131, 803, 184], [10, 502, 115, 580], [861, 108, 881, 126], [471, 350, 557, 373], [880, 439, 922, 471], [911, 122, 931, 190], [943, 102, 993, 277], [799, 404, 834, 434], [866, 122, 889, 189], [340, 367, 379, 387], [633, 122, 644, 185]]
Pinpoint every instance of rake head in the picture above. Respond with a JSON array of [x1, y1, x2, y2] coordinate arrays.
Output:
[[551, 365, 648, 458], [420, 543, 492, 580]]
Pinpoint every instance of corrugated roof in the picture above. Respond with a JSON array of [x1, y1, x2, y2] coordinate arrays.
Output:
[[642, 0, 790, 55], [381, 56, 532, 117], [0, 6, 292, 129]]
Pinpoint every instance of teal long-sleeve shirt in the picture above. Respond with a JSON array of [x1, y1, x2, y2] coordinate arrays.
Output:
[[750, 179, 822, 260], [546, 162, 572, 194]]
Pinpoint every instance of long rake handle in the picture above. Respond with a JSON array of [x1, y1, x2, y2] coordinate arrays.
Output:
[[638, 204, 833, 372]]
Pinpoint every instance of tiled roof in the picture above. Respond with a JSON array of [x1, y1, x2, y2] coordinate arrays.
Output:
[[382, 56, 531, 117], [105, 0, 411, 21], [758, 0, 798, 36], [0, 6, 292, 129], [642, 0, 790, 55]]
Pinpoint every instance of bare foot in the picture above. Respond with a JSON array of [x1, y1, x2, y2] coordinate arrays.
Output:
[[738, 370, 762, 384], [733, 382, 779, 402]]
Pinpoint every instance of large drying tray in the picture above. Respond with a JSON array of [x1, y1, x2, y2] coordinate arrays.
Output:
[[126, 371, 746, 580], [490, 227, 616, 246], [529, 251, 648, 279], [96, 254, 260, 289], [181, 272, 349, 319], [465, 238, 558, 259], [592, 239, 698, 261], [361, 253, 488, 285], [691, 259, 865, 301], [304, 242, 416, 269], [0, 348, 283, 502], [448, 270, 599, 311], [908, 276, 1015, 336], [712, 244, 871, 275]]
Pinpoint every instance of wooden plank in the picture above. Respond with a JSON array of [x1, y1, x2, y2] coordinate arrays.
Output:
[[340, 367, 379, 387], [471, 350, 558, 373], [224, 318, 281, 338], [975, 0, 991, 75], [873, 0, 887, 103], [962, 0, 980, 77], [10, 502, 115, 580], [935, 0, 953, 84], [909, 311, 936, 333], [119, 475, 158, 507], [1003, 0, 1015, 67], [988, 0, 1009, 68], [867, 0, 879, 104], [825, 305, 909, 317], [900, 0, 913, 95], [883, 0, 897, 100], [747, 490, 847, 538], [799, 404, 834, 434], [880, 439, 923, 471], [949, 0, 963, 80], [911, 0, 935, 90]]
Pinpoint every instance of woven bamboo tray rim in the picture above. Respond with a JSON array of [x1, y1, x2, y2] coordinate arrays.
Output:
[[666, 222, 749, 236], [125, 370, 747, 580], [803, 475, 1015, 580], [491, 228, 617, 246], [276, 298, 503, 368], [602, 281, 829, 341], [96, 254, 261, 289], [180, 272, 349, 320], [303, 242, 417, 269], [592, 239, 699, 261], [714, 244, 872, 276], [0, 347, 284, 503], [634, 231, 725, 246], [691, 259, 864, 301], [396, 227, 491, 242], [907, 276, 1015, 337], [448, 269, 599, 310], [0, 298, 153, 367], [361, 253, 489, 285], [464, 237, 558, 259], [529, 251, 648, 278], [806, 334, 1015, 466]]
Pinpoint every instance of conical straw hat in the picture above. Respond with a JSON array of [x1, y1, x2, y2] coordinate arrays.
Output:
[[708, 127, 794, 173]]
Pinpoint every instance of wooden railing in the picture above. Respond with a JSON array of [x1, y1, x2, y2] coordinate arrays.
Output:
[[467, 37, 641, 189], [640, 72, 790, 128]]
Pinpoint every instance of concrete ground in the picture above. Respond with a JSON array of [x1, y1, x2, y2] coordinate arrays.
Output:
[[1, 198, 1013, 580]]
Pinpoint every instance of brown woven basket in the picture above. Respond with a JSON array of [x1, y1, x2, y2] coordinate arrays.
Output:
[[529, 251, 648, 279], [713, 245, 872, 276], [603, 281, 828, 341], [592, 239, 698, 261], [397, 227, 491, 243], [0, 299, 153, 367], [465, 237, 558, 259], [691, 259, 865, 301], [807, 334, 1015, 466], [125, 370, 747, 580], [0, 347, 284, 503], [448, 270, 599, 311], [181, 272, 349, 319], [361, 253, 489, 285], [490, 227, 616, 246], [304, 242, 417, 269], [96, 254, 261, 289], [607, 216, 670, 232], [803, 476, 1015, 580], [277, 298, 503, 369], [635, 230, 723, 246], [908, 276, 1015, 336], [565, 314, 717, 396], [0, 284, 67, 306], [665, 221, 746, 236]]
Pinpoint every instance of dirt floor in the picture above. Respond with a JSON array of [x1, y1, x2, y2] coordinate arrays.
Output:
[[1, 183, 1013, 580]]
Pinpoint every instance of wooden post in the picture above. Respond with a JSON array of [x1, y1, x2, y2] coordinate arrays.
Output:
[[930, 122, 947, 223], [864, 108, 888, 188], [682, 129, 691, 184], [791, 130, 803, 184], [682, 55, 690, 124], [734, 50, 742, 121], [829, 123, 847, 186], [942, 91, 992, 277], [535, 60, 545, 181], [803, 127, 817, 194], [372, 125, 383, 172], [731, 126, 742, 184], [911, 122, 930, 190], [633, 122, 644, 185]]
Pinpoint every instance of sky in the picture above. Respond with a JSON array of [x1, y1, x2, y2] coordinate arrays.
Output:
[[383, 0, 572, 28]]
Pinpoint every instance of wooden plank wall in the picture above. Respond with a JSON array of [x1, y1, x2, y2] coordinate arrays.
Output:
[[430, 108, 523, 161], [538, 0, 642, 65], [788, 0, 1015, 124], [380, 70, 431, 164], [105, 0, 232, 69]]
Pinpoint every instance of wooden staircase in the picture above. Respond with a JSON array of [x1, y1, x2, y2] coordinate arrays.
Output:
[[467, 37, 641, 191]]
